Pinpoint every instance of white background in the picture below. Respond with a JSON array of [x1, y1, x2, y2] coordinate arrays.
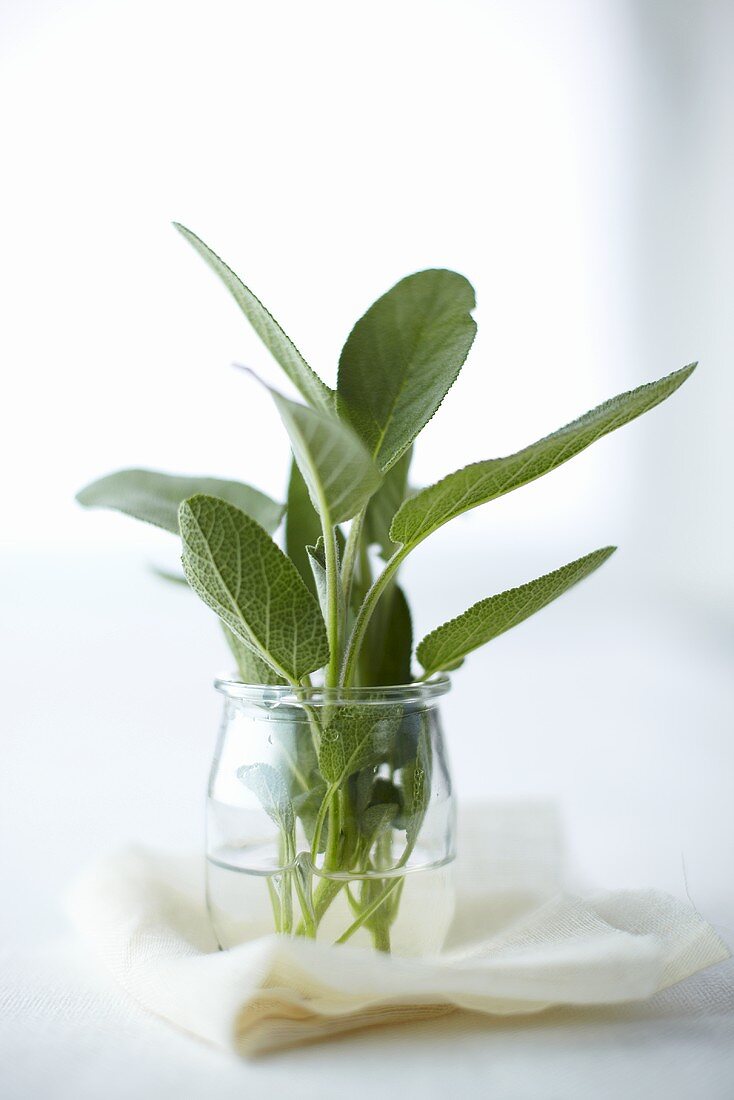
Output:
[[1, 1, 733, 1096]]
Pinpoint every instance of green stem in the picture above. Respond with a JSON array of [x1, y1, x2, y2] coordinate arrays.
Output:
[[297, 786, 357, 936], [279, 837, 294, 934], [322, 523, 341, 688], [340, 508, 365, 618], [334, 823, 417, 946], [291, 864, 316, 938], [310, 783, 338, 862], [340, 546, 408, 686], [359, 533, 372, 589], [296, 810, 348, 936], [335, 874, 403, 944], [370, 903, 391, 952], [266, 876, 282, 932], [311, 877, 346, 924], [300, 701, 323, 755]]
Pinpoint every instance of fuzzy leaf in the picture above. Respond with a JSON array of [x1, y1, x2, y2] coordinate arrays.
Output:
[[174, 223, 333, 411], [263, 379, 382, 525], [306, 535, 344, 627], [391, 365, 697, 550], [399, 721, 432, 848], [417, 546, 616, 675], [354, 773, 403, 815], [179, 495, 329, 682], [237, 763, 294, 838], [77, 468, 283, 536], [361, 803, 400, 844], [318, 705, 403, 786], [360, 584, 412, 686], [285, 458, 322, 593], [337, 269, 477, 471], [353, 774, 402, 844]]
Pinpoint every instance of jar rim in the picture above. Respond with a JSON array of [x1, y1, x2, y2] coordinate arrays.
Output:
[[213, 673, 451, 705]]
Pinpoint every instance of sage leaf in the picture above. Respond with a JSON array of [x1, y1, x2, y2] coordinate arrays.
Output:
[[307, 536, 344, 627], [360, 584, 412, 686], [390, 709, 423, 770], [285, 458, 322, 593], [364, 447, 413, 559], [417, 546, 616, 675], [237, 763, 295, 839], [361, 803, 399, 845], [179, 494, 329, 682], [319, 705, 402, 785], [352, 774, 402, 844], [354, 773, 403, 816], [337, 269, 476, 472], [77, 468, 283, 536], [264, 379, 382, 525], [398, 721, 432, 848], [174, 223, 334, 412], [391, 364, 697, 550], [221, 623, 286, 686]]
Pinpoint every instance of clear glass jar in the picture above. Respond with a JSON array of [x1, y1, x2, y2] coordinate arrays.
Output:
[[206, 676, 456, 956]]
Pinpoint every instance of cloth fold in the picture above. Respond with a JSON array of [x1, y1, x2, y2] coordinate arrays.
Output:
[[67, 803, 728, 1055]]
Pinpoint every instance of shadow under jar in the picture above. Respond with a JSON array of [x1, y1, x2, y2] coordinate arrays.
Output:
[[206, 676, 456, 956]]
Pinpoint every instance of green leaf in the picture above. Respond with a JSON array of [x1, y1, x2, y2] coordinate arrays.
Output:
[[398, 720, 432, 848], [363, 447, 413, 559], [221, 623, 286, 686], [417, 546, 617, 675], [77, 469, 283, 536], [359, 584, 412, 686], [174, 223, 334, 412], [179, 494, 329, 682], [262, 378, 382, 526], [352, 774, 402, 844], [361, 802, 400, 845], [318, 705, 403, 786], [306, 536, 344, 627], [337, 269, 477, 471], [391, 364, 696, 550], [285, 458, 322, 593], [354, 773, 403, 814], [237, 763, 295, 839]]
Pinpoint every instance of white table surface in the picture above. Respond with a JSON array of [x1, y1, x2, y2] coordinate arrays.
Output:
[[2, 551, 733, 1098]]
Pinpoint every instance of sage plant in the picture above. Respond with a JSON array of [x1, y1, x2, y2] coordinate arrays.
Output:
[[77, 225, 695, 947]]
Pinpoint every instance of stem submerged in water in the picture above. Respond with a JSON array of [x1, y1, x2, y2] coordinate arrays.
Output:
[[256, 516, 424, 949]]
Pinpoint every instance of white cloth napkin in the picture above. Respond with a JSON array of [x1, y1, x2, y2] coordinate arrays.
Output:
[[67, 803, 729, 1056]]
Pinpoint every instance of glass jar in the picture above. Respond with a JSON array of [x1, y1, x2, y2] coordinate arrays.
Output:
[[206, 676, 456, 956]]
